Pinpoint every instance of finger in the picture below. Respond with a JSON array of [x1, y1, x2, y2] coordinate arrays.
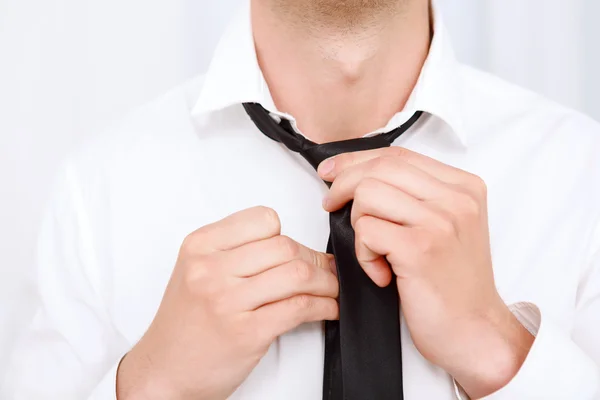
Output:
[[214, 235, 335, 277], [350, 178, 443, 228], [253, 295, 340, 340], [352, 210, 394, 288], [184, 206, 281, 254], [324, 156, 452, 212], [235, 259, 339, 311], [353, 242, 393, 289], [319, 146, 472, 187], [354, 216, 416, 282]]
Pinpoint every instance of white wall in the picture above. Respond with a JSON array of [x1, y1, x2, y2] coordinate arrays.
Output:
[[1, 0, 599, 372], [0, 0, 239, 369]]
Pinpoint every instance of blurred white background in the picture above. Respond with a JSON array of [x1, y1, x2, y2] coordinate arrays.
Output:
[[1, 0, 599, 379]]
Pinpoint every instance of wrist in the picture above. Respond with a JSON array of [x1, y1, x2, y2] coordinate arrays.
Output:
[[116, 348, 179, 400], [451, 300, 535, 399]]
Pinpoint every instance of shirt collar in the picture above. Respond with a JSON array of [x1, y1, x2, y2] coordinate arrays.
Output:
[[192, 0, 468, 147]]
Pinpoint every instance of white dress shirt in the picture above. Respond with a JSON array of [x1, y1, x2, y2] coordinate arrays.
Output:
[[4, 1, 600, 399]]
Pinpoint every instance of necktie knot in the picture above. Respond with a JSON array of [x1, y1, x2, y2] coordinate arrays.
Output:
[[243, 103, 423, 171], [301, 135, 394, 170]]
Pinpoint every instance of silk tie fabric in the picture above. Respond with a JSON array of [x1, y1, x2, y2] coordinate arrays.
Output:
[[243, 103, 423, 400]]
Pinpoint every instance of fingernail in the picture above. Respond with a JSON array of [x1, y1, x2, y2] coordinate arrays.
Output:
[[322, 196, 330, 210], [329, 257, 338, 275], [319, 158, 335, 176]]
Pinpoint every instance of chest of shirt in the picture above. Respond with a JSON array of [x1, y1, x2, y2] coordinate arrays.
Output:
[[102, 125, 587, 398]]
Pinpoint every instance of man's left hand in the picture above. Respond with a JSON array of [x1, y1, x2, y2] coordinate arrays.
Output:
[[318, 147, 534, 399]]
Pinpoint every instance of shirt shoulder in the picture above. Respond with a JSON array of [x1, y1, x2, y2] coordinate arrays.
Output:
[[458, 64, 600, 145], [84, 73, 207, 154], [63, 74, 208, 183], [458, 64, 600, 176]]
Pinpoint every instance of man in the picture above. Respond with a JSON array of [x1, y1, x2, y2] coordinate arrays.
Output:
[[4, 0, 600, 399]]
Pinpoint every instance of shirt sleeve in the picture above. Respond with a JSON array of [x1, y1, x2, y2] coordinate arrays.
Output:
[[454, 300, 600, 399], [2, 162, 129, 400], [481, 301, 599, 399], [454, 230, 600, 400]]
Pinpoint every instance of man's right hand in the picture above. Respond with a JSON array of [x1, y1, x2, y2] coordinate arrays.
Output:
[[116, 206, 339, 400]]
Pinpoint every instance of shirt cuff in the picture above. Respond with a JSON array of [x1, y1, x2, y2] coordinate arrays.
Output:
[[88, 356, 123, 400], [453, 302, 599, 399], [481, 302, 599, 399]]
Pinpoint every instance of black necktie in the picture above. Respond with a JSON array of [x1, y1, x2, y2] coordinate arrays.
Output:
[[243, 103, 423, 400]]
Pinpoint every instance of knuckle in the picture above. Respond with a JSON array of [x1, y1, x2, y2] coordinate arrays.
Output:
[[181, 257, 223, 299], [313, 250, 327, 270], [277, 235, 301, 260], [182, 260, 210, 294], [353, 183, 369, 205], [461, 194, 481, 217], [354, 216, 370, 239], [322, 298, 340, 320], [450, 189, 481, 218], [327, 276, 340, 298], [292, 260, 315, 283], [309, 298, 339, 322], [292, 295, 314, 311], [353, 178, 379, 211], [188, 256, 210, 277], [309, 250, 326, 272], [469, 174, 488, 198], [369, 156, 387, 172], [180, 232, 201, 256]]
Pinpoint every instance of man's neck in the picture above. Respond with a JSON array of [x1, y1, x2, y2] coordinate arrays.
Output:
[[252, 0, 431, 143]]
